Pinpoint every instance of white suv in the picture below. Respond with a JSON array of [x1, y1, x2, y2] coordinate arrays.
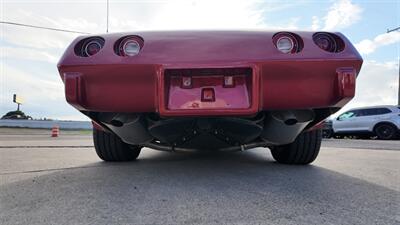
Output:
[[332, 105, 400, 140]]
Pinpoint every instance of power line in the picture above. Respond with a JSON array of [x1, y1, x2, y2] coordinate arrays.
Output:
[[0, 21, 90, 34], [387, 27, 400, 33]]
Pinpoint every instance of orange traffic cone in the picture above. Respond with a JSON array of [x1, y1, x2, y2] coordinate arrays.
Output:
[[51, 126, 60, 137]]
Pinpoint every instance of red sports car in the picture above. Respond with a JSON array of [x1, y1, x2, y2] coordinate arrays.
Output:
[[58, 31, 362, 164]]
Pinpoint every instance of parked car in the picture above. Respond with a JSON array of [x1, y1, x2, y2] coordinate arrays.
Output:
[[332, 105, 400, 140], [58, 31, 362, 164]]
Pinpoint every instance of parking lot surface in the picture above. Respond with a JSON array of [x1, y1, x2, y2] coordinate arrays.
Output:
[[0, 129, 399, 225]]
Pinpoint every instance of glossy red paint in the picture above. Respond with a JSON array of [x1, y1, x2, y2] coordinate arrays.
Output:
[[335, 67, 357, 103], [58, 31, 362, 117]]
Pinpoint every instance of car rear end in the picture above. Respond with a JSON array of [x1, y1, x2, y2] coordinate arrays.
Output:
[[58, 30, 363, 163], [387, 106, 400, 130]]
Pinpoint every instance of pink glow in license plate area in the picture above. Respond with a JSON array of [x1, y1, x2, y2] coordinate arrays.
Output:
[[165, 70, 252, 110]]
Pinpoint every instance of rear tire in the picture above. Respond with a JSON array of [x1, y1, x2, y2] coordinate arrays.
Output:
[[322, 129, 333, 138], [93, 128, 141, 161], [374, 123, 397, 140], [270, 129, 322, 165]]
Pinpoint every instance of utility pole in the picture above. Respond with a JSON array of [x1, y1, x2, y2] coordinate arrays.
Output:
[[387, 26, 400, 105], [106, 0, 109, 33]]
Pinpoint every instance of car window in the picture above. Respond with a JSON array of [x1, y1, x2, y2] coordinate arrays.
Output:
[[376, 108, 391, 114], [353, 109, 365, 117], [338, 111, 355, 120], [362, 108, 391, 116], [362, 109, 376, 116]]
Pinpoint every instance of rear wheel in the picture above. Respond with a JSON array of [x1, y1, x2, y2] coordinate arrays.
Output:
[[322, 129, 333, 138], [270, 129, 322, 165], [374, 123, 397, 140], [93, 128, 141, 161]]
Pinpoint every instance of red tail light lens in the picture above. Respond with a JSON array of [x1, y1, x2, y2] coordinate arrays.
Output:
[[272, 32, 303, 54], [85, 41, 102, 56], [74, 37, 105, 57], [115, 36, 144, 57], [313, 32, 345, 53]]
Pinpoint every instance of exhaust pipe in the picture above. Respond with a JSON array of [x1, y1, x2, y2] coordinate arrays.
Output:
[[276, 111, 299, 125], [260, 110, 314, 145], [98, 113, 153, 145]]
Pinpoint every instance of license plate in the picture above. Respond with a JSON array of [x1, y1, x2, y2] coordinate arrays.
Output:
[[165, 68, 252, 110]]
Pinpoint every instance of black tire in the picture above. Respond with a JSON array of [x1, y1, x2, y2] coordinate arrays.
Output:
[[322, 129, 333, 138], [93, 128, 141, 161], [374, 123, 397, 140], [270, 129, 322, 165]]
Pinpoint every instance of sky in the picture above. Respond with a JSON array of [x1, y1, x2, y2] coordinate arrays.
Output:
[[0, 0, 399, 121]]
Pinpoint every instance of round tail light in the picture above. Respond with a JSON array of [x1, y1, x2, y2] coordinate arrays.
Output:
[[273, 32, 303, 54], [313, 32, 345, 53], [276, 36, 294, 53], [85, 40, 102, 56], [115, 36, 144, 57], [123, 40, 141, 56], [74, 37, 105, 57]]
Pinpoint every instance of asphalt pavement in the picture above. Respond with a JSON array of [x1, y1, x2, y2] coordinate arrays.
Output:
[[0, 129, 399, 225]]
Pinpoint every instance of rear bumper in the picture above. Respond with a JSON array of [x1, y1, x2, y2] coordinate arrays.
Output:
[[60, 60, 360, 117]]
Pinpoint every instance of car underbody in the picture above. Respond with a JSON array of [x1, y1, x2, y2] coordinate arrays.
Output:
[[85, 108, 336, 152]]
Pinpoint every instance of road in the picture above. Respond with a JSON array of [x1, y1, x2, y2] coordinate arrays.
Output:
[[0, 129, 399, 225]]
